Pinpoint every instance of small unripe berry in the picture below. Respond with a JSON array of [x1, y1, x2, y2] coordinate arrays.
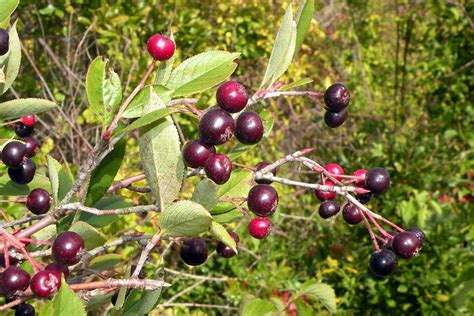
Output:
[[235, 111, 264, 145], [255, 161, 277, 184], [21, 115, 36, 127], [0, 29, 9, 56], [199, 109, 235, 145], [324, 109, 347, 128], [26, 188, 51, 215], [30, 270, 61, 297], [182, 139, 216, 168], [325, 163, 344, 181], [248, 217, 272, 239], [204, 153, 232, 185], [318, 200, 340, 219], [8, 159, 36, 185], [52, 232, 85, 265], [324, 83, 350, 111], [352, 169, 368, 187], [180, 239, 208, 266], [216, 81, 249, 113], [15, 123, 34, 138], [216, 231, 240, 258], [315, 179, 336, 201], [2, 141, 27, 169], [366, 167, 390, 194], [247, 184, 279, 217], [147, 34, 175, 61], [370, 249, 397, 277]]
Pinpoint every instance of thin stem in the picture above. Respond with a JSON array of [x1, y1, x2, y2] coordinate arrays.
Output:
[[57, 203, 160, 216], [107, 174, 146, 193], [132, 231, 162, 278], [360, 211, 380, 251]]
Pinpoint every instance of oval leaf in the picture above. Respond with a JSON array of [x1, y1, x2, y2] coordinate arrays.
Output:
[[0, 98, 57, 119], [295, 0, 314, 54], [89, 254, 122, 270], [160, 200, 213, 237], [191, 179, 218, 210], [0, 0, 19, 23], [119, 108, 176, 135], [85, 56, 106, 117], [0, 21, 21, 94], [123, 85, 173, 119], [69, 221, 107, 250], [295, 281, 337, 314], [241, 299, 277, 316]]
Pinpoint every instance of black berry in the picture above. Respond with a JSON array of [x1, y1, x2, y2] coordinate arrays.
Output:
[[318, 200, 340, 219], [26, 189, 51, 215], [30, 270, 61, 297], [3, 266, 30, 294], [199, 108, 235, 145], [180, 239, 208, 266], [182, 139, 215, 168], [23, 137, 40, 158], [407, 227, 426, 245], [355, 192, 372, 204], [0, 29, 9, 56], [247, 184, 279, 217], [204, 153, 232, 185], [45, 262, 70, 279], [370, 249, 397, 277], [235, 111, 264, 145], [15, 123, 34, 138], [216, 81, 248, 113], [342, 203, 363, 224], [391, 231, 420, 259], [366, 167, 390, 194], [324, 83, 350, 111], [8, 159, 36, 185], [324, 109, 347, 128], [248, 217, 272, 239], [52, 232, 85, 265], [255, 161, 277, 184], [15, 303, 35, 316], [216, 231, 240, 258], [2, 141, 27, 169]]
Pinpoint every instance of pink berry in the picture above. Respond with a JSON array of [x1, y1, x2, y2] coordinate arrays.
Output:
[[352, 169, 368, 187], [147, 34, 175, 61], [325, 163, 344, 180], [248, 218, 272, 239]]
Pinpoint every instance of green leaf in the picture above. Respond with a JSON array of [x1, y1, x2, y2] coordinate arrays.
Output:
[[85, 137, 126, 206], [80, 196, 133, 228], [85, 56, 106, 117], [89, 254, 122, 270], [155, 33, 175, 85], [191, 179, 218, 210], [0, 173, 50, 195], [139, 86, 184, 209], [167, 51, 239, 97], [69, 221, 107, 250], [260, 4, 297, 89], [85, 294, 114, 312], [294, 299, 314, 316], [241, 299, 277, 316], [213, 208, 243, 224], [295, 0, 314, 54], [122, 85, 173, 119], [47, 156, 61, 206], [40, 278, 86, 316], [0, 20, 21, 94], [0, 0, 19, 23], [118, 108, 176, 135], [279, 78, 313, 91], [103, 69, 122, 125], [159, 200, 213, 237], [0, 98, 57, 119], [122, 288, 163, 316], [213, 169, 252, 214], [295, 280, 337, 314], [209, 221, 237, 253]]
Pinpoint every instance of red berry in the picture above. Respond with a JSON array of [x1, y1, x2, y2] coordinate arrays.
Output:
[[342, 203, 363, 224], [146, 34, 175, 61], [366, 167, 390, 194], [45, 262, 70, 279], [23, 137, 40, 158], [26, 188, 51, 215], [248, 218, 272, 239], [30, 270, 61, 297], [199, 108, 235, 145], [391, 231, 420, 259], [52, 232, 85, 266], [182, 139, 216, 168], [255, 161, 277, 185], [315, 179, 336, 201], [352, 169, 367, 187], [2, 141, 27, 169], [247, 184, 279, 217], [235, 111, 264, 145], [216, 231, 239, 258], [325, 163, 344, 181], [204, 153, 232, 185], [3, 266, 30, 294], [180, 239, 208, 266], [8, 159, 36, 185], [324, 83, 350, 111], [21, 115, 35, 127], [318, 200, 340, 219], [216, 81, 249, 113], [324, 109, 347, 128]]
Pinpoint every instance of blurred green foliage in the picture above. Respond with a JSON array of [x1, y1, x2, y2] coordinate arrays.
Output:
[[1, 0, 472, 314]]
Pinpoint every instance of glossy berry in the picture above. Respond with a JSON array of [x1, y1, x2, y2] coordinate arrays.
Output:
[[52, 232, 85, 265], [355, 192, 372, 204], [216, 231, 240, 258], [370, 249, 397, 277], [324, 83, 350, 111], [324, 109, 347, 128], [247, 184, 279, 217], [147, 34, 175, 61], [216, 81, 249, 113], [45, 262, 70, 279], [0, 29, 9, 56], [315, 180, 337, 201], [23, 137, 40, 158], [407, 227, 426, 245], [15, 123, 34, 138], [21, 115, 36, 127], [26, 189, 51, 215], [180, 239, 208, 266], [318, 200, 340, 219], [199, 108, 235, 145], [30, 270, 61, 297], [3, 266, 30, 293], [204, 153, 232, 185], [352, 169, 368, 187], [248, 217, 272, 239], [2, 141, 27, 168], [255, 161, 277, 184], [8, 159, 36, 185], [182, 139, 215, 168], [235, 111, 264, 145], [325, 163, 344, 181], [342, 203, 363, 224], [15, 303, 35, 316], [366, 167, 390, 194], [392, 231, 420, 259]]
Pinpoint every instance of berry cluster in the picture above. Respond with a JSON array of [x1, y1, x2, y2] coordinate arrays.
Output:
[[0, 28, 9, 56], [323, 83, 350, 128]]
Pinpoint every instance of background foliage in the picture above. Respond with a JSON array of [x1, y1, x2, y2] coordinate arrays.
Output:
[[1, 0, 472, 314]]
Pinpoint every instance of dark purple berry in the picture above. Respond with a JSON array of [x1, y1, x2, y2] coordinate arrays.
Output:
[[324, 83, 350, 111], [8, 159, 36, 185], [0, 29, 9, 56], [23, 137, 40, 158], [255, 161, 277, 184], [2, 141, 27, 169], [355, 191, 372, 204], [30, 270, 61, 297], [342, 203, 363, 224], [247, 184, 279, 217], [15, 123, 34, 138], [26, 189, 51, 215], [366, 167, 390, 194], [235, 111, 264, 145], [216, 81, 249, 113], [315, 180, 337, 201], [248, 218, 272, 239], [3, 266, 30, 294], [15, 303, 35, 316], [182, 139, 215, 168], [318, 200, 340, 219], [216, 231, 240, 258], [199, 109, 235, 145], [392, 231, 420, 259], [45, 262, 70, 279], [407, 227, 426, 245], [0, 252, 20, 268], [52, 232, 85, 265], [204, 154, 232, 185], [180, 239, 208, 266], [324, 109, 347, 128], [370, 249, 397, 277]]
